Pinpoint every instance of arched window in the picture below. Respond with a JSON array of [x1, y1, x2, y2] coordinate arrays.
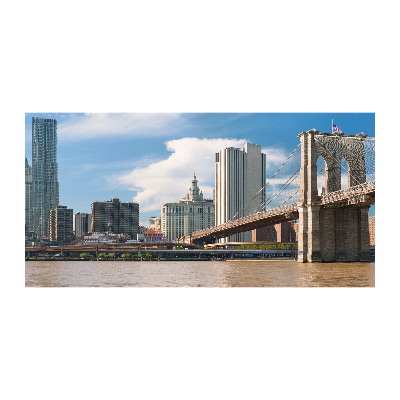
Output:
[[341, 157, 349, 190], [316, 155, 326, 196]]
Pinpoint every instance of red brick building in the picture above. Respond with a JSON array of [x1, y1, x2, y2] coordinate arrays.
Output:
[[252, 221, 298, 243], [369, 216, 375, 246], [144, 230, 167, 243]]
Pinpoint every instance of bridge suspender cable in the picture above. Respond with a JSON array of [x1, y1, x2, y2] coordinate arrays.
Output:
[[257, 168, 300, 212], [279, 166, 325, 206], [230, 143, 301, 221]]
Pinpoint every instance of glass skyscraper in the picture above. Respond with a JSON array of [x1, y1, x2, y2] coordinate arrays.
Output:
[[25, 156, 33, 233], [32, 117, 59, 239]]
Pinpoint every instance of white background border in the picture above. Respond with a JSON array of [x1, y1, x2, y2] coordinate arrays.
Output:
[[2, 1, 398, 399]]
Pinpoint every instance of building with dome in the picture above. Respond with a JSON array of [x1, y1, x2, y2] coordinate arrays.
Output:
[[161, 174, 215, 241]]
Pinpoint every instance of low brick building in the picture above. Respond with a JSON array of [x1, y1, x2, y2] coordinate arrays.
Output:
[[369, 216, 375, 246], [252, 221, 298, 243]]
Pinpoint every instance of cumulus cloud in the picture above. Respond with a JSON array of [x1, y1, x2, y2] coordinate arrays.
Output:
[[116, 137, 246, 211], [57, 113, 180, 142], [116, 137, 288, 213], [262, 146, 288, 167]]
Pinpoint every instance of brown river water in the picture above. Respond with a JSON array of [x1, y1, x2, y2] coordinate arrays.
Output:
[[25, 260, 375, 287]]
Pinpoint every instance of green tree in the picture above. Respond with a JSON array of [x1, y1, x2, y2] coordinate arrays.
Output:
[[80, 252, 92, 260]]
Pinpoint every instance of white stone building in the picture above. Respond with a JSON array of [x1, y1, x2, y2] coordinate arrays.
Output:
[[215, 143, 266, 242], [161, 174, 215, 241], [147, 216, 161, 230]]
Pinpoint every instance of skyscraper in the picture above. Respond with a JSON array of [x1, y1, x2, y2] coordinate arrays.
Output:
[[32, 117, 59, 239], [50, 206, 74, 243], [25, 156, 34, 234], [215, 143, 266, 242], [74, 212, 92, 239], [91, 198, 139, 239]]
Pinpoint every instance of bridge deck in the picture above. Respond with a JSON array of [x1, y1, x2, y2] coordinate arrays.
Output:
[[188, 181, 375, 241]]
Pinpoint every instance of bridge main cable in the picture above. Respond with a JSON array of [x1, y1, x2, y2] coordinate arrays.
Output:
[[230, 143, 301, 221]]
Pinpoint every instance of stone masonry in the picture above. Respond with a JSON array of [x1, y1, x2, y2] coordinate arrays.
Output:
[[297, 130, 371, 263]]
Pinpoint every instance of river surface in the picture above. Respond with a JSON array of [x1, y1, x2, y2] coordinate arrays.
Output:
[[25, 260, 375, 287]]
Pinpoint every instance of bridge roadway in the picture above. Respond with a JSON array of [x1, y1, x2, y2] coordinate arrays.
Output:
[[186, 181, 375, 242]]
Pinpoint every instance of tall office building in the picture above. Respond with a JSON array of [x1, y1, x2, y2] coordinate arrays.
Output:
[[25, 156, 34, 233], [215, 143, 266, 242], [32, 117, 59, 239], [74, 212, 92, 239], [161, 174, 215, 241], [91, 198, 139, 239], [50, 206, 74, 243]]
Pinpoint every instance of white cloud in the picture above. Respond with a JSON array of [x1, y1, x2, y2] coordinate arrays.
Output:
[[115, 137, 288, 213], [57, 113, 180, 141], [116, 137, 246, 212], [261, 146, 288, 167]]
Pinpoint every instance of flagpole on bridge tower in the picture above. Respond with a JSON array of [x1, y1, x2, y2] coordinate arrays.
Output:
[[332, 119, 333, 134]]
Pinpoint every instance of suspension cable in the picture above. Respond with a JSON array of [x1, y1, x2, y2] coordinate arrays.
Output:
[[253, 167, 301, 214], [264, 169, 300, 208], [279, 165, 325, 207], [230, 143, 301, 221]]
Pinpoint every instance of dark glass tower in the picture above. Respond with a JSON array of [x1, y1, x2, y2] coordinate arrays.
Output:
[[32, 117, 59, 239]]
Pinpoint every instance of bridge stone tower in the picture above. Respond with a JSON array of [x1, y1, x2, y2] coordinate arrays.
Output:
[[297, 130, 371, 263]]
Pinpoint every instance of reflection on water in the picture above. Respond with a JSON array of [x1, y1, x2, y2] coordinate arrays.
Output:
[[25, 260, 375, 287]]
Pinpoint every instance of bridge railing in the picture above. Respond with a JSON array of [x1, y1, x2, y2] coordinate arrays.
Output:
[[320, 181, 375, 205], [191, 202, 298, 239], [189, 180, 375, 241]]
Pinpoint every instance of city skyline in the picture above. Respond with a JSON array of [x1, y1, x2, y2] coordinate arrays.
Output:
[[25, 113, 375, 226]]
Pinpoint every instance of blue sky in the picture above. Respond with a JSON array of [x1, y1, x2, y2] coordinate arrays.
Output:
[[25, 113, 375, 225]]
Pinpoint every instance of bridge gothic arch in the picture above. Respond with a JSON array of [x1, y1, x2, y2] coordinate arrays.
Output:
[[314, 135, 367, 193]]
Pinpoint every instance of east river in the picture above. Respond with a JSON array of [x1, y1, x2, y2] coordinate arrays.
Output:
[[25, 260, 375, 287]]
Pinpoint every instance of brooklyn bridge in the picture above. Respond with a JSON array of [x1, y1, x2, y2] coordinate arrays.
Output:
[[182, 130, 375, 263]]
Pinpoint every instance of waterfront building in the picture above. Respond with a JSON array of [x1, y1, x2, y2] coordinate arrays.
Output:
[[369, 216, 375, 246], [144, 230, 167, 243], [91, 198, 139, 239], [252, 225, 277, 242], [161, 174, 215, 241], [215, 143, 266, 242], [74, 212, 92, 239], [276, 221, 298, 242], [83, 232, 116, 245], [137, 232, 145, 242], [32, 117, 59, 239], [147, 216, 161, 230], [50, 205, 74, 243], [25, 156, 34, 234]]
